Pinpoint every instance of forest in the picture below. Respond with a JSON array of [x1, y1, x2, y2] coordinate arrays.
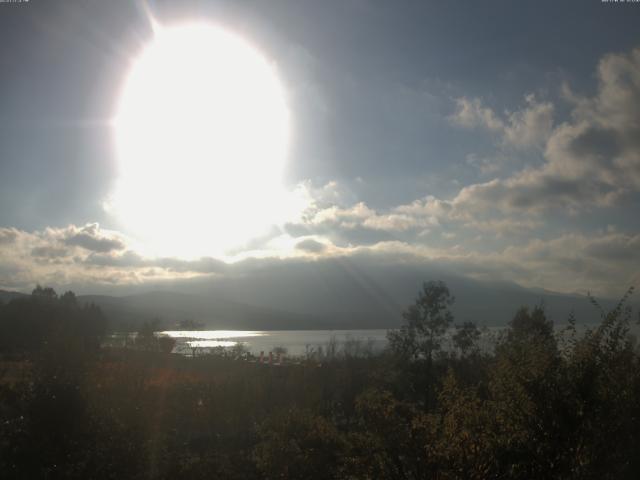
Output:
[[0, 282, 639, 479]]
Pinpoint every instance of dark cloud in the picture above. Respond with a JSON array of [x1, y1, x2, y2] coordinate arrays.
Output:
[[583, 235, 640, 262], [295, 238, 326, 253], [156, 257, 227, 274], [85, 250, 226, 274], [31, 246, 70, 259], [84, 250, 144, 268], [283, 222, 312, 238], [64, 231, 125, 252], [568, 126, 620, 161]]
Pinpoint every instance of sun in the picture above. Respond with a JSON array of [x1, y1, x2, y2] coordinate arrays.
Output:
[[112, 23, 291, 259]]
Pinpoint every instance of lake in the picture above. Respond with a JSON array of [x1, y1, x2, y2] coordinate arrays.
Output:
[[110, 323, 614, 358], [159, 329, 390, 357]]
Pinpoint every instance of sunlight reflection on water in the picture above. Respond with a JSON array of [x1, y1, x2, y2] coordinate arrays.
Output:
[[159, 329, 389, 356], [160, 330, 266, 339], [112, 324, 620, 357], [187, 340, 237, 348]]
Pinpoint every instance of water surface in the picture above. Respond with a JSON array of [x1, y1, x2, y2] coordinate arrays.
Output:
[[160, 329, 389, 356]]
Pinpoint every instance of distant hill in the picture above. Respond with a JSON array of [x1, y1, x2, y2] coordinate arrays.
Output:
[[78, 291, 335, 331], [0, 289, 28, 304], [178, 259, 622, 328], [82, 270, 625, 330], [3, 259, 632, 330]]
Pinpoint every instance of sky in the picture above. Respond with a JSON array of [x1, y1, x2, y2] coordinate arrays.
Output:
[[0, 0, 639, 299]]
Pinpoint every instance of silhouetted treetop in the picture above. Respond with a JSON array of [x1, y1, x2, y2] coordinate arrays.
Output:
[[388, 280, 454, 361], [0, 286, 107, 353], [508, 305, 553, 341], [32, 284, 57, 301]]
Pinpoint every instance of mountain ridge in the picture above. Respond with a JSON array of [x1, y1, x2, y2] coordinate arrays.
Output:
[[3, 270, 629, 330]]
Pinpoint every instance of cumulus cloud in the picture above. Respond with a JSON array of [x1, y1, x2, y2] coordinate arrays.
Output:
[[354, 231, 640, 296], [447, 47, 640, 217], [286, 185, 540, 244], [0, 219, 636, 297], [64, 223, 126, 253], [502, 94, 554, 149], [271, 46, 640, 296], [451, 94, 554, 149], [0, 228, 18, 245], [451, 97, 504, 131], [293, 197, 444, 235], [497, 232, 640, 295], [0, 224, 229, 291]]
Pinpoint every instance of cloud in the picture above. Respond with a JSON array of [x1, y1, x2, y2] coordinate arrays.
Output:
[[85, 251, 227, 274], [293, 197, 444, 235], [0, 224, 224, 291], [497, 232, 640, 295], [286, 186, 541, 244], [295, 238, 327, 254], [0, 228, 18, 245], [270, 47, 640, 296], [1, 47, 638, 299], [0, 219, 637, 297], [221, 45, 640, 296], [355, 231, 640, 297], [452, 94, 553, 178], [31, 246, 70, 259], [447, 47, 640, 217], [502, 94, 554, 149], [265, 231, 640, 297], [63, 223, 126, 253], [452, 94, 554, 150], [451, 97, 504, 131], [465, 153, 503, 175]]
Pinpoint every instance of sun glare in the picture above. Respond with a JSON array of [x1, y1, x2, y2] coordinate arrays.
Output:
[[113, 23, 291, 258]]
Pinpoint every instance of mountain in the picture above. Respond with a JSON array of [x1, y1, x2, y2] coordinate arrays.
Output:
[[0, 289, 28, 304], [79, 260, 624, 330], [176, 259, 619, 328], [78, 291, 334, 331], [4, 256, 630, 329]]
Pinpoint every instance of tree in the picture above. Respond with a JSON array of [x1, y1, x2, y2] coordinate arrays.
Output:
[[158, 335, 176, 354], [387, 280, 455, 362], [452, 321, 481, 357], [60, 290, 77, 307], [32, 284, 57, 301], [135, 319, 161, 351], [273, 345, 287, 355], [254, 408, 348, 480], [508, 305, 553, 342]]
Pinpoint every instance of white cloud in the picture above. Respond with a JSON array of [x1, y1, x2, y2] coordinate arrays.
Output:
[[356, 232, 640, 297], [0, 224, 224, 291], [64, 223, 126, 252], [503, 94, 554, 149], [447, 47, 640, 216], [451, 97, 504, 131], [0, 220, 637, 297], [451, 93, 554, 150]]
